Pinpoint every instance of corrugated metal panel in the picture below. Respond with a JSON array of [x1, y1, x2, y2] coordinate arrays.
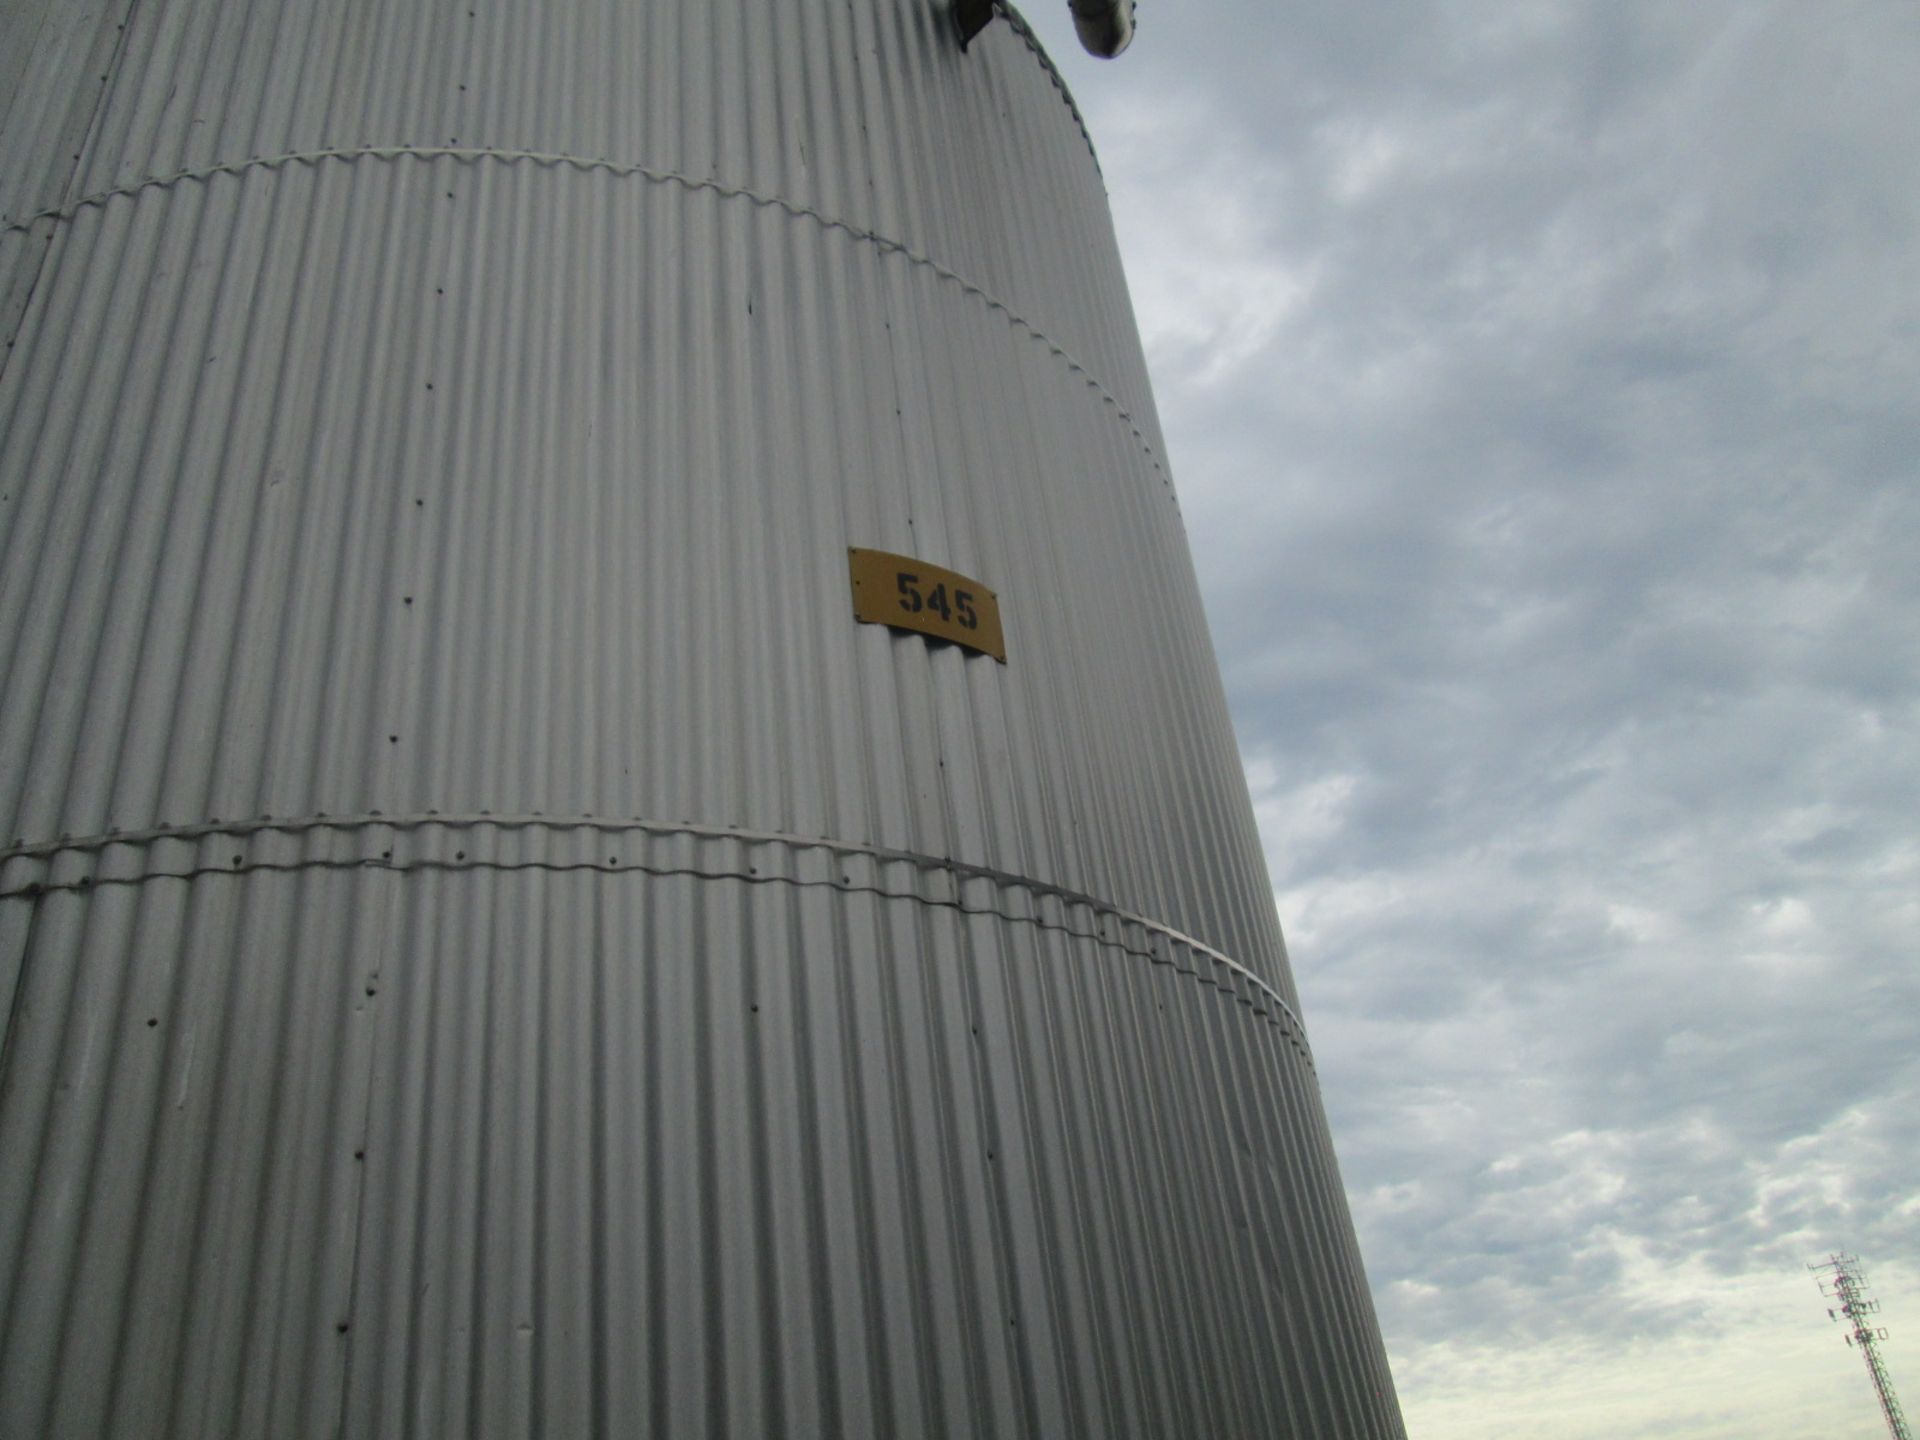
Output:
[[0, 2, 1405, 1435]]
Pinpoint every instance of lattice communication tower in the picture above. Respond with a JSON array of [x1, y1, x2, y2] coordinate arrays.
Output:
[[1812, 1252, 1912, 1440]]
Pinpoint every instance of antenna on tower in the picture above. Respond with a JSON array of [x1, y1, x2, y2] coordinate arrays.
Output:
[[1811, 1253, 1912, 1440]]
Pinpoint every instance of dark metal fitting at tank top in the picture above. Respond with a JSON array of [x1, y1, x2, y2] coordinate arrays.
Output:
[[1071, 0, 1136, 57]]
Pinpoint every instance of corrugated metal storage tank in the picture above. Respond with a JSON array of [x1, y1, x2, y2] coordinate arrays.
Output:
[[0, 1, 1405, 1434]]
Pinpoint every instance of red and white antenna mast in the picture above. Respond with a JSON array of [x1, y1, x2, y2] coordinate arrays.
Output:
[[1812, 1253, 1912, 1440]]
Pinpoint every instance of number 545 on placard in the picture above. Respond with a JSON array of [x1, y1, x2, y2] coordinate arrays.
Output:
[[848, 547, 1007, 662]]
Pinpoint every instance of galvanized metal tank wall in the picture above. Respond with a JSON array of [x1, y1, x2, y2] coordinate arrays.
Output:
[[0, 1, 1405, 1435]]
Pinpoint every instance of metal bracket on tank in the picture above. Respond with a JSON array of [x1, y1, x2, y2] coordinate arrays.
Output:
[[953, 0, 997, 49]]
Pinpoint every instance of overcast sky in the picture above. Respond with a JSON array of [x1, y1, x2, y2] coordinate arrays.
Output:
[[1018, 3, 1920, 1435]]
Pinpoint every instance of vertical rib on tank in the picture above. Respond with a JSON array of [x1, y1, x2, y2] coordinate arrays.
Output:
[[0, 2, 1405, 1435]]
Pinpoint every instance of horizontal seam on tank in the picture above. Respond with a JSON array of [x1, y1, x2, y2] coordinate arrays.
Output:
[[0, 812, 1309, 1055], [0, 145, 1171, 493]]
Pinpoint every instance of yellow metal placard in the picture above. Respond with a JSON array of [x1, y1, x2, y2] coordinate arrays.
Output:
[[848, 547, 1007, 662]]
